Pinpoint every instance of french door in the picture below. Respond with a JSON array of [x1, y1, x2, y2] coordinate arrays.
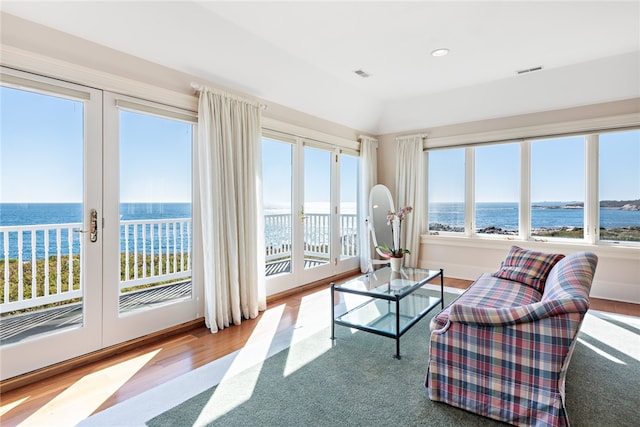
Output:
[[101, 92, 199, 347], [1, 68, 104, 379], [262, 132, 360, 295], [0, 69, 199, 379]]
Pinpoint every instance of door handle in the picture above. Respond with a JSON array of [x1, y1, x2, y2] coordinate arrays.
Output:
[[299, 206, 306, 223], [73, 209, 98, 242]]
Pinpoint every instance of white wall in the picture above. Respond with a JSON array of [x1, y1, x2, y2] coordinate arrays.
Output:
[[419, 237, 640, 304]]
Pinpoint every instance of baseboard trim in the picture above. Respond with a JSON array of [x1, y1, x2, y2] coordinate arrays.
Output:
[[266, 268, 360, 304]]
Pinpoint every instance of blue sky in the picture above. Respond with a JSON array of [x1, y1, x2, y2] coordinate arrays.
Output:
[[261, 138, 359, 211], [119, 110, 192, 203], [429, 131, 639, 203], [1, 87, 84, 202], [2, 86, 638, 206], [1, 87, 192, 203]]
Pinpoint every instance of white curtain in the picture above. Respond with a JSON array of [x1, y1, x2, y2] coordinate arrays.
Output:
[[395, 134, 425, 268], [195, 86, 266, 333], [358, 136, 378, 272]]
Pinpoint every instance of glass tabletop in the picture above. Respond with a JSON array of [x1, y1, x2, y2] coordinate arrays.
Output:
[[334, 267, 441, 299]]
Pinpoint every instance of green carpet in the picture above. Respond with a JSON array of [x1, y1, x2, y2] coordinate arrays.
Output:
[[148, 294, 640, 427]]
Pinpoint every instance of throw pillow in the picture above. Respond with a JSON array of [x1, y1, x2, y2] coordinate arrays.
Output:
[[493, 246, 565, 293]]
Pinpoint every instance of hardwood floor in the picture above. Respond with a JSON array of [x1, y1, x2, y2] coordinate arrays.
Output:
[[1, 275, 638, 426]]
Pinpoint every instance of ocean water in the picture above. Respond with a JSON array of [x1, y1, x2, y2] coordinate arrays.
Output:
[[429, 202, 640, 231], [2, 202, 638, 260], [0, 203, 191, 261]]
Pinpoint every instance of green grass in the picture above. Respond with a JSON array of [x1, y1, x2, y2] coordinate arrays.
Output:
[[534, 226, 640, 241], [0, 255, 81, 302]]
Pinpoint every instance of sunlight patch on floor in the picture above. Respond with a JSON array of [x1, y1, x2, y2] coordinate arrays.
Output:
[[290, 288, 331, 340], [283, 291, 333, 377], [0, 396, 28, 417], [20, 349, 160, 427], [576, 337, 625, 364], [580, 311, 640, 363], [194, 303, 285, 426]]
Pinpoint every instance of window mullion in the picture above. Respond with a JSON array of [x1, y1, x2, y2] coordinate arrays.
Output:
[[585, 135, 599, 244], [520, 140, 531, 239], [465, 147, 475, 236]]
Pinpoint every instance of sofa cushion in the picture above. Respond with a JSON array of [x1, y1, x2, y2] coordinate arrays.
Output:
[[541, 251, 598, 302], [493, 246, 565, 293]]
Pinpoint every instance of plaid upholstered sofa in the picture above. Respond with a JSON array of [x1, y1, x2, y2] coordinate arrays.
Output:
[[426, 247, 598, 427]]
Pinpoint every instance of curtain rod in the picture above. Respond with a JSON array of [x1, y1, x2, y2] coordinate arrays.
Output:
[[190, 82, 268, 110], [395, 133, 427, 141], [357, 134, 427, 142]]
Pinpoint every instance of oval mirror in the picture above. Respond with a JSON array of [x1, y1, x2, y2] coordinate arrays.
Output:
[[369, 184, 395, 258]]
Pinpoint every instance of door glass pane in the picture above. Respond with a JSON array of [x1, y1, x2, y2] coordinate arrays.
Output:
[[599, 130, 640, 242], [475, 143, 519, 236], [1, 86, 84, 344], [262, 137, 293, 276], [304, 146, 331, 269], [531, 136, 585, 239], [118, 110, 192, 314], [428, 148, 465, 233], [340, 153, 359, 259]]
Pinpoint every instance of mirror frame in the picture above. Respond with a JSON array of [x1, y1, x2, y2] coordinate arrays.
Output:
[[369, 184, 395, 259]]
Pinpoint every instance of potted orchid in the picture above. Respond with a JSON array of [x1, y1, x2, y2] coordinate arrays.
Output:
[[376, 206, 413, 259]]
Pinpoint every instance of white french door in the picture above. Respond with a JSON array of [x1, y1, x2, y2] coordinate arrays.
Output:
[[262, 132, 359, 295], [1, 68, 104, 379], [101, 92, 200, 347], [0, 69, 200, 379]]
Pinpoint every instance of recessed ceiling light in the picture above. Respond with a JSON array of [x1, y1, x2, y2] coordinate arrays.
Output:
[[431, 48, 449, 57], [354, 69, 371, 78]]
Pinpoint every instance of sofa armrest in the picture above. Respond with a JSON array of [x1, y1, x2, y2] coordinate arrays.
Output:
[[448, 297, 589, 326]]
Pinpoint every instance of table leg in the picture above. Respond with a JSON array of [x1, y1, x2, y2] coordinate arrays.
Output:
[[330, 282, 335, 340], [394, 299, 401, 359], [440, 268, 444, 308]]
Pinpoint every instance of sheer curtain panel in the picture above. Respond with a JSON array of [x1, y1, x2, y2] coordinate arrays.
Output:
[[395, 134, 425, 268], [358, 136, 378, 272], [195, 86, 266, 333]]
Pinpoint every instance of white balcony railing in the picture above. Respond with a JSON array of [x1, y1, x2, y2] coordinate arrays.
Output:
[[265, 213, 358, 261], [0, 219, 192, 314], [1, 223, 83, 313], [119, 219, 192, 290], [1, 213, 358, 314]]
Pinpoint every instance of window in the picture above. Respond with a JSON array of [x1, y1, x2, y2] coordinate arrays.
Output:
[[0, 83, 85, 335], [261, 132, 360, 286], [340, 153, 359, 259], [599, 130, 640, 242], [118, 108, 193, 313], [475, 143, 520, 236], [262, 136, 293, 275], [530, 136, 585, 240], [426, 127, 639, 246], [304, 145, 332, 267], [428, 148, 465, 233]]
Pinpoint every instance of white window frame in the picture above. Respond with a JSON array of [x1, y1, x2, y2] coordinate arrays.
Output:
[[424, 115, 640, 249]]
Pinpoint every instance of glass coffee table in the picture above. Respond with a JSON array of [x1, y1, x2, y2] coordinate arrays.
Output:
[[330, 267, 444, 359]]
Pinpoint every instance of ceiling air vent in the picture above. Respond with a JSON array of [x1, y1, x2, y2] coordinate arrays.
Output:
[[354, 69, 371, 78], [516, 65, 544, 75]]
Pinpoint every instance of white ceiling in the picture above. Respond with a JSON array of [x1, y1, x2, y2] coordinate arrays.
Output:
[[2, 1, 639, 134]]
